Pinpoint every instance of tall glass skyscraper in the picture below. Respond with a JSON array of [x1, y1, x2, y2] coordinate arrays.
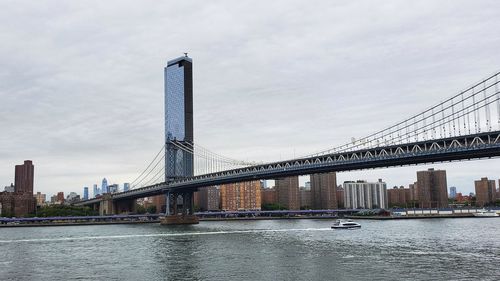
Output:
[[101, 178, 108, 194], [83, 187, 89, 200], [93, 184, 99, 197], [165, 56, 194, 181]]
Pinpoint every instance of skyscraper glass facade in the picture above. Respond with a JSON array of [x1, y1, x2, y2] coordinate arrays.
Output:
[[165, 56, 193, 181], [165, 63, 185, 141], [83, 187, 89, 200], [93, 184, 99, 198], [449, 186, 457, 199], [101, 178, 108, 194]]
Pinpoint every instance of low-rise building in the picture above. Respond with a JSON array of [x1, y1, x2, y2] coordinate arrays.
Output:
[[387, 186, 412, 207], [35, 192, 46, 206], [4, 184, 15, 193]]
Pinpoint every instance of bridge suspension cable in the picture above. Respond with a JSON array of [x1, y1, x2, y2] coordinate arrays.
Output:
[[302, 71, 500, 158], [128, 141, 261, 190], [129, 145, 166, 189], [129, 144, 165, 188], [170, 141, 259, 175], [127, 71, 500, 191]]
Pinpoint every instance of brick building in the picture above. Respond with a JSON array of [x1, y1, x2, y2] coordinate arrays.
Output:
[[474, 177, 496, 207], [299, 187, 311, 209], [197, 186, 220, 211], [261, 188, 277, 205], [387, 186, 412, 207], [56, 192, 65, 204], [336, 186, 344, 209], [310, 172, 338, 209], [0, 160, 36, 217], [220, 181, 261, 211], [153, 194, 165, 213], [275, 176, 299, 210], [416, 168, 448, 208]]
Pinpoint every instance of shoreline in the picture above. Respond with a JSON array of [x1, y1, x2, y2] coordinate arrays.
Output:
[[0, 216, 339, 227], [344, 213, 478, 220], [1, 213, 496, 227], [0, 220, 160, 227]]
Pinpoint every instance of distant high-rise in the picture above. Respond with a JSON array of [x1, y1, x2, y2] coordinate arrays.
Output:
[[275, 176, 300, 210], [299, 187, 311, 209], [93, 184, 99, 197], [449, 186, 457, 199], [101, 178, 108, 194], [66, 192, 80, 203], [15, 160, 34, 194], [220, 181, 261, 211], [310, 172, 338, 209], [35, 192, 46, 206], [387, 186, 411, 207], [474, 177, 496, 207], [343, 179, 388, 209], [108, 184, 119, 193], [56, 192, 65, 203], [165, 55, 193, 182], [497, 179, 500, 200], [83, 187, 89, 200], [123, 183, 130, 192], [4, 183, 15, 193], [197, 186, 220, 211], [304, 181, 311, 189], [409, 182, 419, 202], [336, 186, 344, 209], [261, 187, 277, 205], [416, 168, 448, 208], [0, 160, 36, 217]]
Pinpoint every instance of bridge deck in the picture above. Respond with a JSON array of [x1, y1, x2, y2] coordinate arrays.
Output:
[[75, 131, 500, 206]]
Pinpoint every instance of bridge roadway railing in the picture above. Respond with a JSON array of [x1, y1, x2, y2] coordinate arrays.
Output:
[[164, 130, 500, 187], [76, 131, 500, 204]]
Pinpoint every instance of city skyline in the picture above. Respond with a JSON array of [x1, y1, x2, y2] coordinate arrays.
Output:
[[2, 1, 500, 196]]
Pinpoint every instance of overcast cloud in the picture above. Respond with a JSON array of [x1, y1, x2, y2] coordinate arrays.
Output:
[[1, 0, 500, 196]]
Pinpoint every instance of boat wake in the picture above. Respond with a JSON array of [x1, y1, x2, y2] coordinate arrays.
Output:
[[0, 228, 332, 244]]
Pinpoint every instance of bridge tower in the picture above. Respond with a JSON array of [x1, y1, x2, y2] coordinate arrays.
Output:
[[162, 55, 198, 224]]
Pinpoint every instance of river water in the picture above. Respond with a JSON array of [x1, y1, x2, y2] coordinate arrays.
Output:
[[0, 218, 499, 281]]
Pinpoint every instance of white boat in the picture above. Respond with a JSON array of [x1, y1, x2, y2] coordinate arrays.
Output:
[[331, 219, 361, 229], [473, 209, 499, 217]]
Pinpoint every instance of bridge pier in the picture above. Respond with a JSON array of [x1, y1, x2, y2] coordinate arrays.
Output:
[[160, 189, 199, 225], [99, 196, 114, 216]]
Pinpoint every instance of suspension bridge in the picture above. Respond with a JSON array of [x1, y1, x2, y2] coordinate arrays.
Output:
[[74, 56, 500, 224]]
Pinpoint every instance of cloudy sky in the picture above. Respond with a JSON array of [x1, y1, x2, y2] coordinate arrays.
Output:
[[1, 0, 500, 197]]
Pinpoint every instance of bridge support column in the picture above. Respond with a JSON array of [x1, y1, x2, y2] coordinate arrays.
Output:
[[160, 189, 198, 225], [99, 196, 115, 216]]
